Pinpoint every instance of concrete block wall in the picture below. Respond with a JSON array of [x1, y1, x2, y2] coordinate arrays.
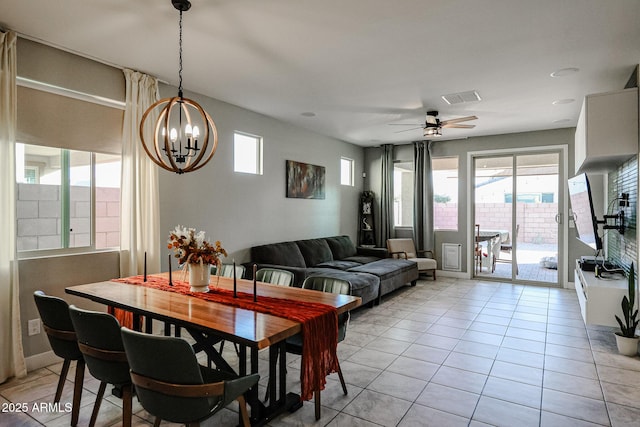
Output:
[[435, 202, 559, 244], [17, 183, 120, 251]]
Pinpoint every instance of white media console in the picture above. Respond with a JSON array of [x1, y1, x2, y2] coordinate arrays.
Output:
[[574, 260, 628, 327]]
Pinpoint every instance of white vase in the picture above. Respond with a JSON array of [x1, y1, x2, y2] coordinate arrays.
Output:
[[615, 333, 639, 356], [189, 262, 211, 292]]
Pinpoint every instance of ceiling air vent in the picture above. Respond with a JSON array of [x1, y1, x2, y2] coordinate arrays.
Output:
[[441, 90, 481, 105]]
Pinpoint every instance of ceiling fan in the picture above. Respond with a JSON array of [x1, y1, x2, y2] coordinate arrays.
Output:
[[389, 111, 477, 137]]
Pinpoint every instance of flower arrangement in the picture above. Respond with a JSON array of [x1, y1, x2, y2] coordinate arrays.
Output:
[[167, 225, 227, 268]]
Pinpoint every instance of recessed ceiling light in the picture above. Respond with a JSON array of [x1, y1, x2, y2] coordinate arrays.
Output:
[[550, 67, 579, 77], [552, 119, 571, 124], [301, 112, 316, 117], [552, 98, 575, 105]]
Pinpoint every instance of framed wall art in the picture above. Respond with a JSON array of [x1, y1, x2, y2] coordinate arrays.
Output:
[[286, 160, 325, 199]]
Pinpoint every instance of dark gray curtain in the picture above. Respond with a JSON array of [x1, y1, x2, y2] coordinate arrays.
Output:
[[413, 141, 434, 251], [379, 144, 394, 247]]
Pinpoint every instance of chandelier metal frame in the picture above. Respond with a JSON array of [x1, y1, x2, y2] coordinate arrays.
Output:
[[139, 0, 218, 174]]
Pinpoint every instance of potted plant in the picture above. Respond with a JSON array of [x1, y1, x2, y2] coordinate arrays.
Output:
[[614, 262, 639, 356]]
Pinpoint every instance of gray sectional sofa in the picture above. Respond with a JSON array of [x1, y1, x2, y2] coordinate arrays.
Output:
[[248, 235, 419, 307]]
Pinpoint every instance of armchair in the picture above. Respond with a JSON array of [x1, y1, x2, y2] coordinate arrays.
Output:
[[386, 238, 436, 279]]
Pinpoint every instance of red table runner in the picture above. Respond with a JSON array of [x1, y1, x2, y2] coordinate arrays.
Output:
[[110, 275, 338, 401]]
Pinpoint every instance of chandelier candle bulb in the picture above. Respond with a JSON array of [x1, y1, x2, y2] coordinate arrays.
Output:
[[253, 264, 257, 302]]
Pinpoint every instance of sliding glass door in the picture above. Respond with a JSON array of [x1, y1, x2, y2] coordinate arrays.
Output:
[[472, 150, 562, 286]]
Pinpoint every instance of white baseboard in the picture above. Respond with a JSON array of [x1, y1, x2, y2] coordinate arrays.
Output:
[[436, 270, 469, 279], [25, 350, 61, 372]]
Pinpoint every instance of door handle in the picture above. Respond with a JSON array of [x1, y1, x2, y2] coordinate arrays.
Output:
[[555, 213, 562, 224]]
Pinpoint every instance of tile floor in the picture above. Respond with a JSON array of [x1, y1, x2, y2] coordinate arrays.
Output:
[[3, 277, 640, 426]]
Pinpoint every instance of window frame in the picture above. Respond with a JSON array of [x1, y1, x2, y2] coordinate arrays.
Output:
[[432, 156, 459, 231], [16, 144, 121, 258], [340, 157, 355, 186], [393, 160, 414, 227], [233, 131, 263, 175]]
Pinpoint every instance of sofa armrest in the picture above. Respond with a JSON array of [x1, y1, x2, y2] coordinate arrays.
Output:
[[356, 246, 388, 258]]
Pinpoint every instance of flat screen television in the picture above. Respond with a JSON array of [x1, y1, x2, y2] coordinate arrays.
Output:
[[568, 173, 602, 251]]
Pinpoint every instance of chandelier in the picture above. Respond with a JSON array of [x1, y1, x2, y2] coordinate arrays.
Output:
[[139, 0, 218, 174]]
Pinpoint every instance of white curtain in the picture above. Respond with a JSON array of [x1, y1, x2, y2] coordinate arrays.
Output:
[[120, 69, 160, 277], [0, 30, 26, 383]]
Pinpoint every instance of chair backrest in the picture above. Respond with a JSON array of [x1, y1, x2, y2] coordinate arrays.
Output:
[[490, 236, 501, 260], [68, 305, 130, 386], [386, 238, 417, 259], [120, 327, 214, 422], [302, 276, 352, 341], [215, 263, 246, 278], [33, 291, 82, 360], [256, 268, 294, 286]]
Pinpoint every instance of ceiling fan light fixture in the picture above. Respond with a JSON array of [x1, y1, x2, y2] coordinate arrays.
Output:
[[423, 127, 442, 137]]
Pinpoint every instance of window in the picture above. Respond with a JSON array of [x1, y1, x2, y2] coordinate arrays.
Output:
[[340, 157, 354, 186], [234, 132, 263, 174], [16, 143, 121, 253], [393, 161, 414, 227], [433, 156, 459, 231]]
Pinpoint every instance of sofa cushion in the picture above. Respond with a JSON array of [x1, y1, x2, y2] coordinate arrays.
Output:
[[315, 260, 363, 270], [250, 241, 307, 268], [348, 258, 417, 280], [306, 268, 380, 307], [343, 255, 381, 265], [325, 235, 357, 260], [296, 238, 333, 267]]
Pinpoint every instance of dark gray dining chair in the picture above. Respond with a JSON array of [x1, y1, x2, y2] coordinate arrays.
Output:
[[266, 276, 351, 420], [120, 327, 259, 427], [33, 291, 85, 427], [69, 305, 132, 427]]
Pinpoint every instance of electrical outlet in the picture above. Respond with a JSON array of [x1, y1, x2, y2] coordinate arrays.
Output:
[[28, 318, 41, 336]]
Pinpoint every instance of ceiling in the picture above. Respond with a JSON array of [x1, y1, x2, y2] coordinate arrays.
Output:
[[1, 0, 639, 147]]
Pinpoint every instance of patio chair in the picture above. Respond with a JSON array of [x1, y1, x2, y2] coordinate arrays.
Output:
[[496, 224, 519, 274], [474, 224, 483, 274]]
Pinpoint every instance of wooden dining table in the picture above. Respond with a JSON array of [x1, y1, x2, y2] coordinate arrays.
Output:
[[65, 273, 361, 425]]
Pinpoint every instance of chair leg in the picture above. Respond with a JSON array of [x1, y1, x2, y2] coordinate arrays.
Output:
[[54, 359, 71, 403], [237, 395, 251, 427], [336, 360, 347, 395], [89, 381, 107, 427], [314, 389, 321, 421], [153, 417, 161, 427], [71, 360, 85, 427], [122, 384, 133, 427]]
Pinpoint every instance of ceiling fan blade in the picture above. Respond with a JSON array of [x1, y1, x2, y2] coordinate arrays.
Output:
[[440, 115, 478, 125], [393, 126, 423, 133], [442, 123, 475, 129]]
